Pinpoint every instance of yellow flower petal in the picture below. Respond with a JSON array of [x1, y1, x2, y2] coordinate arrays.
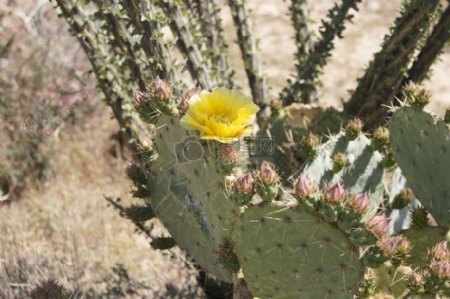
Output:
[[180, 89, 259, 143]]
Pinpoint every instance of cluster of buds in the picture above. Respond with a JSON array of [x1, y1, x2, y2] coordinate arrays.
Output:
[[324, 182, 346, 203], [348, 192, 370, 214], [377, 235, 410, 257], [368, 215, 391, 238], [345, 118, 363, 140], [133, 77, 175, 116]]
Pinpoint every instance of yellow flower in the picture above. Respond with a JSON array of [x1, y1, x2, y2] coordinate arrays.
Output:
[[180, 89, 259, 143]]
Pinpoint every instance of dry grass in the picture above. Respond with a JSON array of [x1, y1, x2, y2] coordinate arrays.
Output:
[[1, 0, 450, 298]]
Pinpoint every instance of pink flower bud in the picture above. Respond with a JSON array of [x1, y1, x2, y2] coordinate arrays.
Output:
[[368, 215, 391, 238], [237, 173, 254, 195], [396, 235, 411, 254], [378, 236, 400, 256], [294, 176, 315, 198], [349, 192, 370, 214], [217, 143, 240, 165], [431, 261, 450, 279], [260, 162, 279, 185], [431, 241, 449, 261], [148, 77, 172, 102], [410, 272, 423, 286], [325, 182, 346, 203], [134, 90, 147, 107]]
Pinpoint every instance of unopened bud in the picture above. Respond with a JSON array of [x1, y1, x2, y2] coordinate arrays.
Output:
[[371, 127, 390, 151], [392, 188, 414, 209], [430, 241, 449, 261], [299, 132, 321, 159], [134, 90, 148, 108], [368, 215, 391, 238], [431, 261, 450, 279], [148, 77, 172, 102], [410, 272, 423, 286], [294, 176, 316, 198], [346, 118, 363, 140], [325, 182, 346, 203], [396, 235, 411, 254], [332, 152, 347, 173], [259, 162, 279, 185], [217, 143, 240, 166], [403, 82, 431, 109], [378, 236, 400, 256], [349, 192, 370, 214], [237, 173, 254, 195]]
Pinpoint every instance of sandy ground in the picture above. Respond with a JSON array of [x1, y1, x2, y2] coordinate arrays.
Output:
[[1, 0, 450, 297]]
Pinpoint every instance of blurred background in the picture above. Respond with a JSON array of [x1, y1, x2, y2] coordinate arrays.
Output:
[[0, 0, 449, 297]]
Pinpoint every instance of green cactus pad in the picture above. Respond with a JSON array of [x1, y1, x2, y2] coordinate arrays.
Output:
[[148, 114, 240, 282], [233, 204, 364, 298], [389, 106, 450, 227], [301, 133, 385, 217]]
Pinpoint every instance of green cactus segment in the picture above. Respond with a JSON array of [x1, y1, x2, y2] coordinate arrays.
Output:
[[389, 106, 450, 227], [147, 171, 230, 281], [388, 168, 421, 233], [233, 205, 363, 299], [302, 133, 385, 217], [149, 114, 245, 281], [402, 226, 447, 268]]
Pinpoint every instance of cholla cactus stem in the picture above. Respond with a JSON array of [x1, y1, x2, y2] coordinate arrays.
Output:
[[407, 4, 450, 84], [158, 0, 213, 89], [282, 0, 361, 105], [228, 0, 268, 107]]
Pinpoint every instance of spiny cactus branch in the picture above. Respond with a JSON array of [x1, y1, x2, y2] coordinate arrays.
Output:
[[195, 0, 236, 88], [158, 0, 213, 89], [345, 0, 440, 129], [288, 0, 316, 104], [122, 0, 175, 81], [93, 0, 146, 90], [282, 0, 361, 105], [53, 0, 125, 126], [407, 3, 450, 84], [228, 0, 268, 107]]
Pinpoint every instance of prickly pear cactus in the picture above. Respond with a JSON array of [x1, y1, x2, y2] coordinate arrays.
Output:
[[232, 202, 364, 298], [389, 106, 450, 227], [301, 131, 385, 217], [148, 114, 238, 281]]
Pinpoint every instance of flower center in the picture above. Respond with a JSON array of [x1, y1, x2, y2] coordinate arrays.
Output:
[[210, 114, 232, 125]]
